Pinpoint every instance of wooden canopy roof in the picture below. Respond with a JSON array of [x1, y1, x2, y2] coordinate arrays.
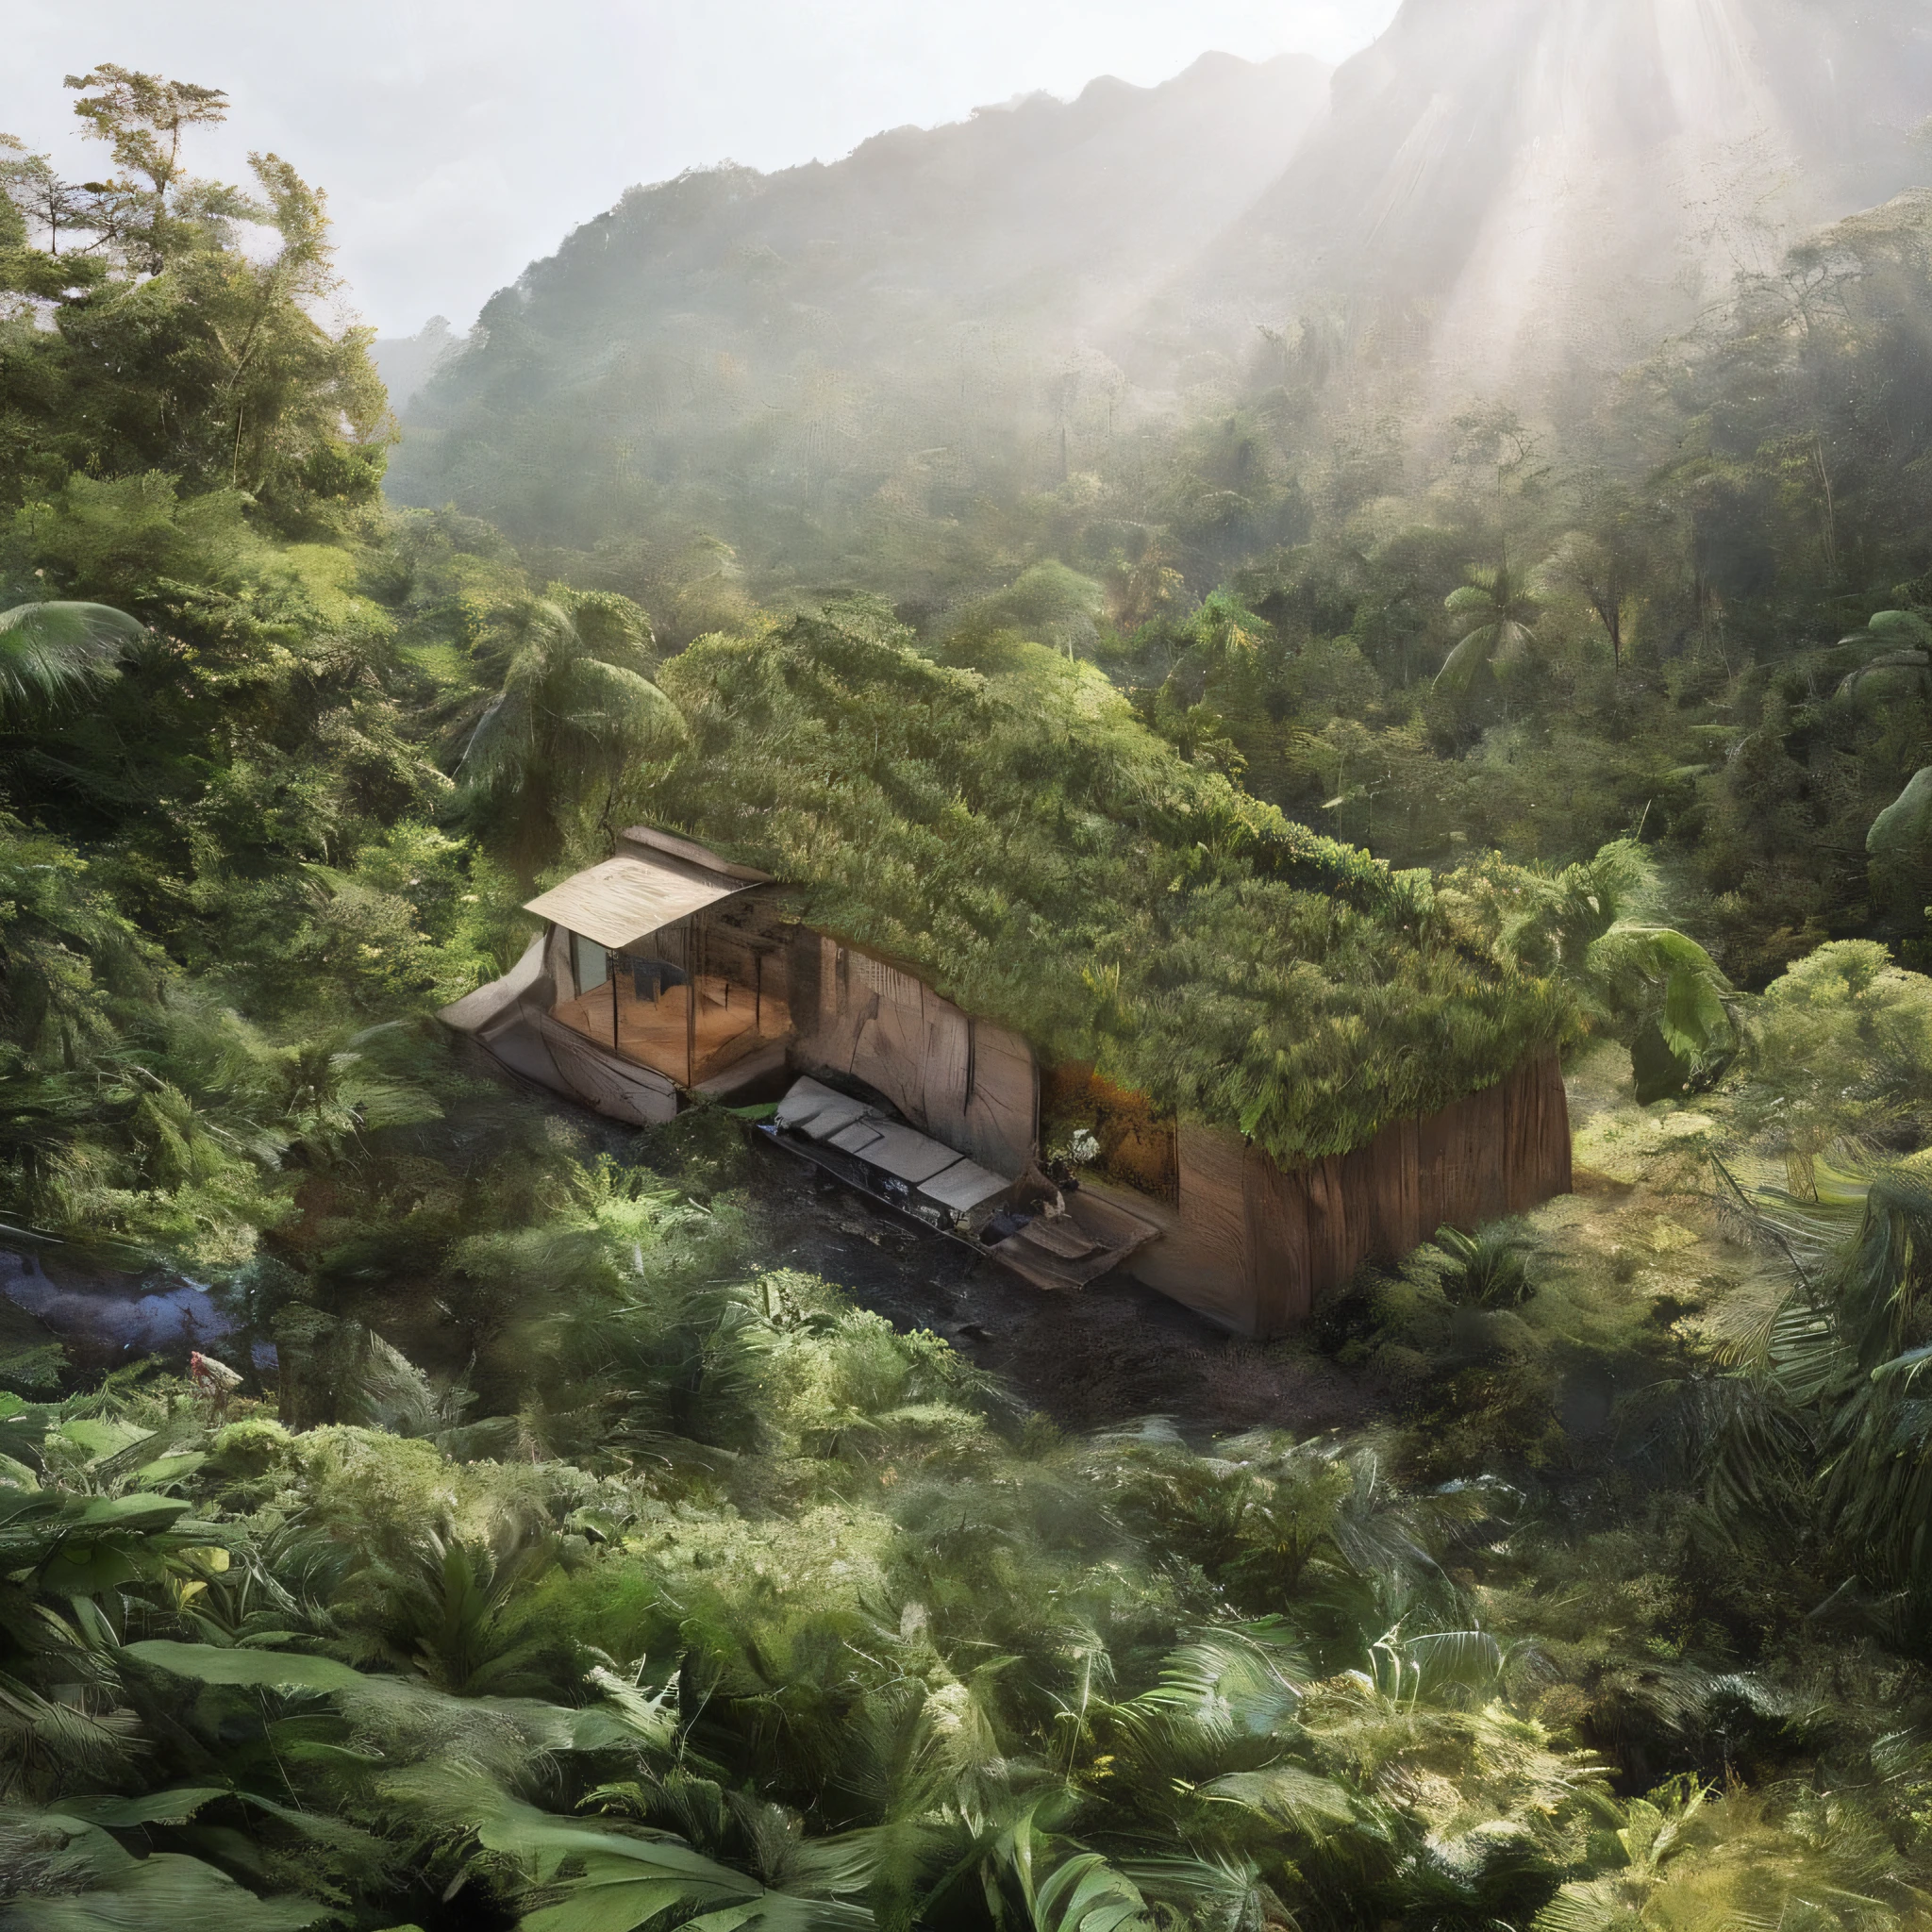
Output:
[[523, 851, 753, 951]]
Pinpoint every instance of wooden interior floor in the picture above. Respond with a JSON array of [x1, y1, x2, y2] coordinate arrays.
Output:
[[552, 978, 790, 1084]]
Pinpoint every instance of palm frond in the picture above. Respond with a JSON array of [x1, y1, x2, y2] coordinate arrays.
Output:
[[459, 1783, 874, 1932], [0, 1802, 328, 1927], [558, 655, 689, 762], [1027, 1850, 1157, 1932], [0, 601, 142, 709], [1433, 627, 1497, 694], [1127, 1632, 1304, 1739], [457, 682, 534, 793], [1201, 1764, 1357, 1836]]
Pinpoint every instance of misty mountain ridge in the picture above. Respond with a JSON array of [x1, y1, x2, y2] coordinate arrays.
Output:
[[378, 52, 1327, 412], [1178, 0, 1932, 408], [387, 0, 1932, 572], [385, 50, 1332, 545]]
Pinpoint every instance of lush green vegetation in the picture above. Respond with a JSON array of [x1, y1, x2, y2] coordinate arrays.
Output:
[[641, 608, 1582, 1160], [8, 63, 1932, 1932], [405, 141, 1932, 993]]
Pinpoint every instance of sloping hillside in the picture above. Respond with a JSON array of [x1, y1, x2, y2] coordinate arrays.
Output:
[[1161, 0, 1932, 408], [391, 0, 1932, 578], [361, 7, 1932, 1012], [387, 53, 1330, 551]]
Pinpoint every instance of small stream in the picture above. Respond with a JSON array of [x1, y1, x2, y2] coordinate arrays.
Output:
[[0, 1247, 276, 1387]]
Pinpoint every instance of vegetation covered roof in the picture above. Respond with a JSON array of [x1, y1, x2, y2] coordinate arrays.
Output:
[[637, 604, 1572, 1164]]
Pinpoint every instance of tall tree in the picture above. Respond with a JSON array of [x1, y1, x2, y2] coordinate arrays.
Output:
[[63, 64, 230, 273], [1535, 481, 1668, 670], [0, 137, 91, 258], [1, 72, 391, 532]]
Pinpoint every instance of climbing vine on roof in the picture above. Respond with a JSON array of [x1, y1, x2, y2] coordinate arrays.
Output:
[[639, 603, 1575, 1163]]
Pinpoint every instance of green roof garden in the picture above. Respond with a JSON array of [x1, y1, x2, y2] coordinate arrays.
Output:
[[627, 605, 1575, 1166]]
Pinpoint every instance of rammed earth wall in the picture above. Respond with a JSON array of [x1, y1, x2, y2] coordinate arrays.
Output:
[[1084, 1056, 1573, 1338]]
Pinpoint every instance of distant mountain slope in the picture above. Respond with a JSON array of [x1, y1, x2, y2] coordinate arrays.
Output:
[[386, 53, 1331, 551], [389, 2, 1932, 584], [373, 316, 458, 415], [1160, 0, 1932, 405]]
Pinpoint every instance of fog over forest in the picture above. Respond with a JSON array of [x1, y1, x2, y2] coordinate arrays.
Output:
[[8, 6, 1932, 1929], [389, 0, 1932, 591]]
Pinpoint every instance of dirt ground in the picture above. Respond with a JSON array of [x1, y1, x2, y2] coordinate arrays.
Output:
[[0, 1130, 1374, 1441], [746, 1156, 1372, 1437]]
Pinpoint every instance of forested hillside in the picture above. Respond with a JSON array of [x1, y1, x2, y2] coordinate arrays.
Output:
[[386, 52, 1329, 560], [1170, 0, 1932, 400], [391, 0, 1932, 596], [399, 27, 1932, 984], [8, 38, 1932, 1932]]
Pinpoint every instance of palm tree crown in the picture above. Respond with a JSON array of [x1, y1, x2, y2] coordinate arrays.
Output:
[[1435, 559, 1538, 694], [456, 592, 687, 878]]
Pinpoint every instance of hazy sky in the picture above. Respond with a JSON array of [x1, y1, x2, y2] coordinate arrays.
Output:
[[9, 1, 1398, 337]]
